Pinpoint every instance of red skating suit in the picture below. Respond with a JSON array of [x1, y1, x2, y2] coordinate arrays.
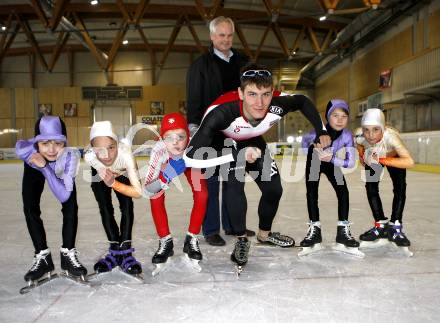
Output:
[[144, 140, 208, 238]]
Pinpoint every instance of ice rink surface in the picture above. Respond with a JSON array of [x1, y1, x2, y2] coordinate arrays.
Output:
[[1, 161, 439, 323]]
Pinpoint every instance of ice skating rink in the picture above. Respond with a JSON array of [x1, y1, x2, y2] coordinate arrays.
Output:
[[1, 160, 439, 323]]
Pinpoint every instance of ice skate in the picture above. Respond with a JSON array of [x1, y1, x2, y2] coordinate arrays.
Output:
[[118, 241, 144, 282], [256, 231, 295, 248], [298, 222, 324, 257], [359, 220, 389, 249], [183, 233, 202, 272], [88, 243, 120, 279], [152, 235, 174, 276], [59, 248, 93, 286], [20, 249, 58, 294], [231, 237, 250, 276], [332, 221, 364, 258], [387, 221, 413, 257]]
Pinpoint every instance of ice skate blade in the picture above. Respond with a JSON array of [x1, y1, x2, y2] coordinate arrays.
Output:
[[235, 264, 245, 276], [183, 254, 202, 272], [255, 240, 294, 248], [152, 258, 172, 277], [119, 269, 145, 283], [19, 272, 58, 295], [59, 271, 98, 287], [298, 243, 324, 257], [332, 243, 365, 258], [359, 239, 389, 249], [390, 243, 414, 257]]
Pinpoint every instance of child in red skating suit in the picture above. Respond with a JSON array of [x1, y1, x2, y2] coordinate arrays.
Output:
[[144, 113, 208, 266]]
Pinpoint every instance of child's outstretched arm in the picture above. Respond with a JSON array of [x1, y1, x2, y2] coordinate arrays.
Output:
[[111, 152, 142, 198], [15, 139, 38, 168], [40, 152, 76, 203], [331, 131, 356, 168], [379, 134, 414, 169], [143, 141, 171, 197], [16, 139, 74, 202], [356, 144, 366, 167]]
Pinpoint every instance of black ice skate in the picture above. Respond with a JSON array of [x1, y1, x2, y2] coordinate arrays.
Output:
[[332, 221, 364, 258], [183, 233, 202, 272], [387, 221, 413, 257], [359, 220, 390, 249], [256, 232, 295, 248], [298, 222, 324, 257], [152, 235, 174, 276], [60, 247, 90, 285], [231, 237, 251, 276], [118, 241, 143, 281], [20, 249, 58, 294]]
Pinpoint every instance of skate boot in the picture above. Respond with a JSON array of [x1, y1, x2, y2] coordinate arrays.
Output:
[[257, 232, 295, 248], [183, 233, 202, 272], [359, 220, 389, 249], [93, 243, 120, 274], [300, 221, 322, 247], [231, 237, 251, 275], [298, 222, 324, 257], [152, 235, 174, 276], [387, 221, 410, 246], [20, 249, 57, 294], [119, 241, 143, 278], [24, 248, 55, 282], [387, 221, 413, 256], [183, 233, 202, 261], [60, 247, 88, 282], [336, 221, 360, 247], [333, 221, 364, 258]]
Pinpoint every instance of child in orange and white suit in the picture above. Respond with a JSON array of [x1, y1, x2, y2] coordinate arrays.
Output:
[[355, 108, 414, 247]]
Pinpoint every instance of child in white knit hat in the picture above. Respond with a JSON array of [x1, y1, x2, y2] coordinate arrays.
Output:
[[355, 108, 414, 252], [84, 121, 143, 277]]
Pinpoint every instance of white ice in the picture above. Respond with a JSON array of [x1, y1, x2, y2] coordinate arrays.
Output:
[[0, 161, 439, 323]]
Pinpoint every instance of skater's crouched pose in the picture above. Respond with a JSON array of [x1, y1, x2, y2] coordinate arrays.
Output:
[[300, 99, 360, 256], [355, 108, 414, 249], [84, 121, 143, 276], [184, 63, 331, 271], [16, 116, 87, 285], [144, 113, 208, 273]]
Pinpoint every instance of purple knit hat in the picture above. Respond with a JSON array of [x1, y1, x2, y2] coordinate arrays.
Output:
[[34, 116, 67, 142], [325, 99, 350, 121]]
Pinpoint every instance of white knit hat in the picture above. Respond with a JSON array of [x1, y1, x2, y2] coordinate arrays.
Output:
[[361, 108, 385, 130], [90, 121, 118, 142]]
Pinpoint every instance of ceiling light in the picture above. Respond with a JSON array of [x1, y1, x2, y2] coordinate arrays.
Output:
[[319, 15, 327, 21], [90, 0, 99, 5], [122, 39, 129, 45]]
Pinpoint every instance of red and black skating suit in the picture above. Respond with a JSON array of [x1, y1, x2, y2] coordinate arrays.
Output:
[[184, 91, 327, 236]]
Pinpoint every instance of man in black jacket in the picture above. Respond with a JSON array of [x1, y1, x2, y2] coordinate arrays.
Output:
[[186, 16, 254, 246]]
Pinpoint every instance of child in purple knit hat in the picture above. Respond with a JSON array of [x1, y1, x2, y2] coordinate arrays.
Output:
[[299, 99, 362, 257], [15, 116, 88, 288]]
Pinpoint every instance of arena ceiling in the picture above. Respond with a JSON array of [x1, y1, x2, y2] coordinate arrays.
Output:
[[0, 0, 427, 87]]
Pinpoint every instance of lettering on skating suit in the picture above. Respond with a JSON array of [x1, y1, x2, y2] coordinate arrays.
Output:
[[270, 161, 278, 177], [269, 106, 283, 115]]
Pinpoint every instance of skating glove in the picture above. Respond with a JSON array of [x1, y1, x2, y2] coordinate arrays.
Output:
[[55, 147, 81, 191], [159, 158, 186, 184]]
